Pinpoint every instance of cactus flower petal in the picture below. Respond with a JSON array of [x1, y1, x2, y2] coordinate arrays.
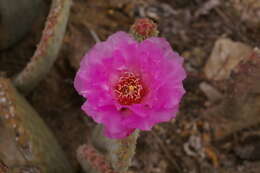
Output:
[[74, 31, 186, 139]]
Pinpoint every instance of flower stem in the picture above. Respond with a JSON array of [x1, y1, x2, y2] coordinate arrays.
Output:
[[92, 125, 139, 173]]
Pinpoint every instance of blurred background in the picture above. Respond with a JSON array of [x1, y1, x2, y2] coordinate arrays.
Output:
[[0, 0, 260, 173]]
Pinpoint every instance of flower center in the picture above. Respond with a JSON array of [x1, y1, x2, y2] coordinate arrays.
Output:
[[114, 72, 145, 105]]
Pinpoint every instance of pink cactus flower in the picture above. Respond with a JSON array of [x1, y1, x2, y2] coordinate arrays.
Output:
[[74, 31, 186, 139]]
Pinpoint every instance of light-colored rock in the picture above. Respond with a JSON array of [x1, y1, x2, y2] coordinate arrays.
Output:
[[195, 0, 220, 17], [204, 50, 260, 140], [204, 38, 252, 80], [199, 82, 223, 103], [231, 0, 260, 27]]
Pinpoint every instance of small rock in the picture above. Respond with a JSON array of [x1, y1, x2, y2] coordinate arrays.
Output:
[[184, 135, 205, 158], [108, 0, 131, 7], [182, 47, 206, 68], [204, 38, 252, 80], [235, 135, 260, 161], [195, 0, 220, 18], [199, 82, 223, 103], [231, 0, 260, 27]]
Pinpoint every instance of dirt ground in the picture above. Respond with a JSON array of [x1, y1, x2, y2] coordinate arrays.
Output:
[[1, 0, 260, 173]]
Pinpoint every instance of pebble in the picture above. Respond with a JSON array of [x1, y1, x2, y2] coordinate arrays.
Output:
[[0, 97, 6, 103], [204, 38, 252, 80], [5, 114, 9, 119], [199, 82, 223, 103]]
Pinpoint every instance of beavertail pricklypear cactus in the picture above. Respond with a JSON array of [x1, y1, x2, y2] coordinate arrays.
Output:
[[13, 0, 72, 94], [0, 78, 74, 173], [0, 0, 45, 50]]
